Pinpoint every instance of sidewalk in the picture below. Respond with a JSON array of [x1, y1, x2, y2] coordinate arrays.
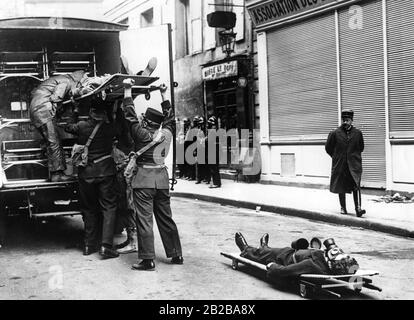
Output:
[[171, 179, 414, 238]]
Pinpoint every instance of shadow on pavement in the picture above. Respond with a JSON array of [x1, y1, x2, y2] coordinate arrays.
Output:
[[0, 215, 84, 252]]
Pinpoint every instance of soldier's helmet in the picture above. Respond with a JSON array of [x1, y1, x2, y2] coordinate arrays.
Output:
[[207, 116, 217, 127], [192, 116, 201, 126]]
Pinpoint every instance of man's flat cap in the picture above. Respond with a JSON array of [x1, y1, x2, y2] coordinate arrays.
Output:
[[341, 109, 354, 119]]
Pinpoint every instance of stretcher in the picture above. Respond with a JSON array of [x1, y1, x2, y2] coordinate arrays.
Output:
[[221, 252, 382, 299], [62, 73, 160, 105]]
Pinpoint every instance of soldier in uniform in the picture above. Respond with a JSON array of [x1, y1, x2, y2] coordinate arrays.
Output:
[[121, 80, 183, 271], [30, 70, 91, 182], [64, 102, 120, 259], [112, 103, 138, 254], [325, 109, 366, 218], [176, 118, 190, 179], [206, 116, 221, 188]]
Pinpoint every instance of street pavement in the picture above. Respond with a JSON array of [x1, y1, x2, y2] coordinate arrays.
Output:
[[171, 178, 414, 238], [0, 197, 413, 300]]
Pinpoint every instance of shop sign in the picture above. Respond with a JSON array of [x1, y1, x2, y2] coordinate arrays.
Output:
[[247, 0, 340, 28], [202, 60, 238, 81]]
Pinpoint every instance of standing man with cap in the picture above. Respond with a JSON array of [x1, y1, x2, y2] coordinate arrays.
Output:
[[121, 80, 183, 271], [64, 102, 120, 259], [206, 116, 221, 188], [325, 109, 366, 217]]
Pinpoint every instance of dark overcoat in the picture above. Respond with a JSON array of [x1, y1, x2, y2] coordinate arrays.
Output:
[[325, 125, 364, 193]]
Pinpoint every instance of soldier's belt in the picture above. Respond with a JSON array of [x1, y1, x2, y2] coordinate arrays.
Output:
[[93, 154, 113, 164], [138, 164, 166, 169]]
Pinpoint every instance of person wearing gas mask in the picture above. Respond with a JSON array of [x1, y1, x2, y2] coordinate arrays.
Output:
[[325, 109, 366, 217], [30, 70, 93, 182], [234, 232, 359, 280]]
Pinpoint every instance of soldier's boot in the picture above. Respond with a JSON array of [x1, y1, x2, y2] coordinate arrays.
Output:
[[353, 190, 366, 218], [339, 193, 347, 215], [260, 233, 269, 247], [50, 171, 74, 182], [117, 229, 138, 254], [138, 57, 158, 76]]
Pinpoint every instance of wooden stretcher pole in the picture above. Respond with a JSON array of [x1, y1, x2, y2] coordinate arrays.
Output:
[[167, 23, 177, 191], [220, 252, 267, 271]]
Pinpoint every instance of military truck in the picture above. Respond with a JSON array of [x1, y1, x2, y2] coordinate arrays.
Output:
[[0, 17, 174, 246]]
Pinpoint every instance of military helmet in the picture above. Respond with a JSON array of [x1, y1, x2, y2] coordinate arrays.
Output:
[[208, 116, 217, 125]]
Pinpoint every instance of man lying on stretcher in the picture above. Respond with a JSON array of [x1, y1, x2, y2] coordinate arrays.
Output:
[[235, 232, 359, 280]]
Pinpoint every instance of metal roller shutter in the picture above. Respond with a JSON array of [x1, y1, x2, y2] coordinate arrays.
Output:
[[266, 14, 338, 139], [387, 0, 414, 135], [338, 0, 386, 188]]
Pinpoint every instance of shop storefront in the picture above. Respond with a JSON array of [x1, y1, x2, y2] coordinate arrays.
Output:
[[202, 55, 259, 181], [247, 0, 414, 192]]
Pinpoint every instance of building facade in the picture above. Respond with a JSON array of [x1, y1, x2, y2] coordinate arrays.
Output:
[[104, 0, 260, 180], [0, 0, 105, 20], [246, 0, 414, 193]]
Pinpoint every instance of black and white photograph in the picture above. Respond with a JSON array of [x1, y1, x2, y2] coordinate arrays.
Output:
[[0, 0, 413, 309]]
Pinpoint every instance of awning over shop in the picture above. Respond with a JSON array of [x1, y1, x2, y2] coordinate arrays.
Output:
[[0, 16, 128, 32]]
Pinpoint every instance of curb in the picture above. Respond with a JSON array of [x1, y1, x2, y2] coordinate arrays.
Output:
[[171, 192, 414, 239]]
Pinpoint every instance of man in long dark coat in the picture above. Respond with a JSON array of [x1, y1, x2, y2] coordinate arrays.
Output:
[[325, 109, 366, 217]]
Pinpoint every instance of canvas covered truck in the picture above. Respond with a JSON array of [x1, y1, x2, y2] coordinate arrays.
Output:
[[0, 17, 175, 247]]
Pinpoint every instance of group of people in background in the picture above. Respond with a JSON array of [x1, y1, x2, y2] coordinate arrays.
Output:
[[177, 114, 221, 189]]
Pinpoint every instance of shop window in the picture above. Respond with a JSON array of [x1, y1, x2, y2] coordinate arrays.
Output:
[[190, 1, 202, 53], [178, 0, 190, 56], [204, 0, 216, 50], [215, 94, 225, 107]]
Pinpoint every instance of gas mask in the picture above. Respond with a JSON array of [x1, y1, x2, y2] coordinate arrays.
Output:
[[323, 238, 359, 275]]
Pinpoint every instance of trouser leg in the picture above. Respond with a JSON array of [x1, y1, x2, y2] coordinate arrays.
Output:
[[133, 188, 156, 259], [210, 164, 221, 186], [79, 178, 100, 246], [114, 172, 136, 234], [153, 189, 182, 258], [241, 245, 285, 265], [97, 175, 118, 246], [353, 189, 361, 209], [353, 189, 366, 216], [37, 119, 66, 173], [339, 193, 346, 210]]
